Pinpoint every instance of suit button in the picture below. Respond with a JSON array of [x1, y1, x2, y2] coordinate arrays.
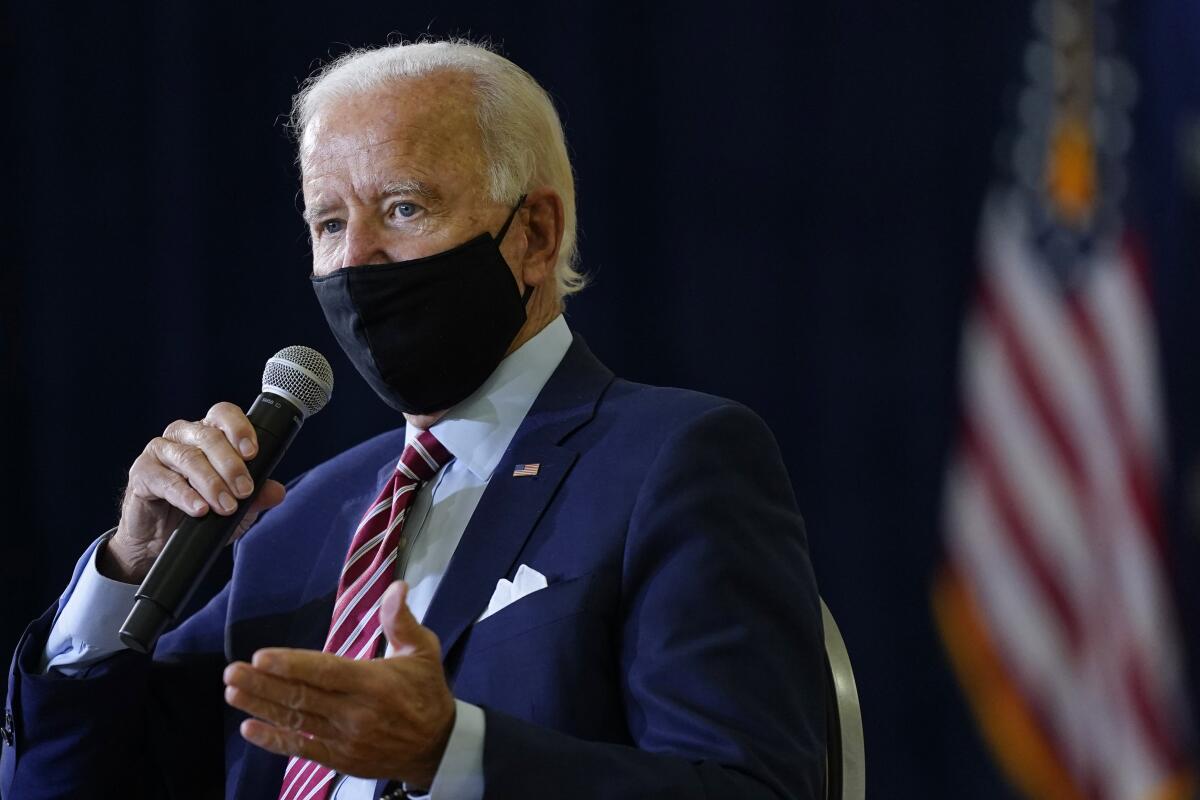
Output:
[[2, 708, 13, 747]]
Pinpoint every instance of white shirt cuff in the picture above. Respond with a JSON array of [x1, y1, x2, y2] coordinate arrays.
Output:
[[41, 535, 138, 675], [423, 699, 485, 800]]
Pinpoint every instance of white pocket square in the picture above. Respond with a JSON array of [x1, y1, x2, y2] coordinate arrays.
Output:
[[477, 564, 549, 622]]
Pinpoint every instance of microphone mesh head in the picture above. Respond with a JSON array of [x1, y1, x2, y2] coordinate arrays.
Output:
[[262, 346, 334, 418]]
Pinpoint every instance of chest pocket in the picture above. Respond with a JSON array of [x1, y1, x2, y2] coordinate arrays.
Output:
[[463, 570, 602, 654], [448, 568, 627, 739]]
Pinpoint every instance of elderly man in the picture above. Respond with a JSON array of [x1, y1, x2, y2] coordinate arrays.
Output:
[[2, 40, 825, 799]]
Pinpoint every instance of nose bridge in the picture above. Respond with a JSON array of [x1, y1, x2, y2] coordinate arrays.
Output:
[[342, 213, 390, 268]]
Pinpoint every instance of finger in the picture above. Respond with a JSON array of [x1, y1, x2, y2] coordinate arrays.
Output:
[[223, 661, 344, 720], [381, 581, 438, 658], [230, 480, 287, 542], [128, 452, 210, 517], [248, 479, 287, 513], [250, 649, 383, 695], [223, 683, 340, 739], [147, 436, 239, 516], [204, 401, 258, 459], [230, 511, 259, 543], [240, 719, 342, 773], [230, 481, 287, 541], [167, 419, 255, 503]]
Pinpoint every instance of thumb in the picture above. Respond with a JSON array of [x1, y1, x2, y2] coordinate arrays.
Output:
[[381, 581, 428, 657]]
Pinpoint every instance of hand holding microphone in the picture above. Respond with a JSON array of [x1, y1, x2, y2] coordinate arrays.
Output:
[[104, 401, 282, 585], [110, 347, 334, 652]]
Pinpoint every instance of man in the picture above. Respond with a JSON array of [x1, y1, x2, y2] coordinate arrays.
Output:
[[2, 40, 825, 799]]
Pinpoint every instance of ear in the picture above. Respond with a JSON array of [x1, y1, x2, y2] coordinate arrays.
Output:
[[515, 186, 564, 289]]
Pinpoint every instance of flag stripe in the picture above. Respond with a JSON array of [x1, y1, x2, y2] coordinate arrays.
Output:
[[1089, 247, 1160, 453], [983, 215, 1181, 776], [946, 462, 1079, 747], [1066, 263, 1184, 769], [964, 316, 1091, 602], [977, 278, 1088, 488], [934, 561, 1088, 800], [1068, 277, 1164, 548], [961, 417, 1083, 649], [1114, 236, 1164, 462], [939, 193, 1192, 799]]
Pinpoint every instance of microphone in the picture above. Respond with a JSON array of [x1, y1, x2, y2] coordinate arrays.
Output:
[[119, 346, 334, 653]]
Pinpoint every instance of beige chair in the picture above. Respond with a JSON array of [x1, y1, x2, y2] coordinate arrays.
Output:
[[821, 598, 865, 800]]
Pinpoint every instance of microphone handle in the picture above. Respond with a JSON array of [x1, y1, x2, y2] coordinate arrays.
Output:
[[118, 392, 303, 653]]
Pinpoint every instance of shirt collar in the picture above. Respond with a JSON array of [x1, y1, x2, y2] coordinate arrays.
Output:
[[403, 314, 572, 480]]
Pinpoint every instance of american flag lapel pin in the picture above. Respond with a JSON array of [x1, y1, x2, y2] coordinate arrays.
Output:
[[512, 463, 540, 477]]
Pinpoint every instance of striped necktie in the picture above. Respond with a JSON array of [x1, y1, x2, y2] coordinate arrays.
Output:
[[277, 429, 453, 800]]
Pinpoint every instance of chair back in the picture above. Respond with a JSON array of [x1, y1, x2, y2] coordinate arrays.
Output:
[[821, 598, 865, 800]]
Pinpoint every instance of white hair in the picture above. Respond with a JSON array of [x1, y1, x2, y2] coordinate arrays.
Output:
[[290, 39, 585, 299]]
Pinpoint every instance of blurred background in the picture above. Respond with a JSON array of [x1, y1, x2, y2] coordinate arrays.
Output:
[[2, 0, 1198, 797]]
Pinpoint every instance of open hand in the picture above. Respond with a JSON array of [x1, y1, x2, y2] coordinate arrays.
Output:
[[222, 581, 456, 789]]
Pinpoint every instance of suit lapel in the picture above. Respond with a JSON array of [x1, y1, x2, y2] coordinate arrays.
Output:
[[422, 333, 614, 663], [420, 444, 577, 662]]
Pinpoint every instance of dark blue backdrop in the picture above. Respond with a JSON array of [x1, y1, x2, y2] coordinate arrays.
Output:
[[3, 2, 1197, 797]]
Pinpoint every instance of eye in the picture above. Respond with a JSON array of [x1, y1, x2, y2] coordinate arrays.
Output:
[[390, 202, 419, 219], [318, 219, 344, 236]]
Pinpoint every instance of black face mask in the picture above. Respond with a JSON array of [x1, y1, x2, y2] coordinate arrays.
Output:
[[311, 197, 531, 415]]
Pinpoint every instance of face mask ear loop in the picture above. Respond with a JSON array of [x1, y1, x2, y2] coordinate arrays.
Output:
[[496, 194, 534, 305], [495, 194, 528, 244]]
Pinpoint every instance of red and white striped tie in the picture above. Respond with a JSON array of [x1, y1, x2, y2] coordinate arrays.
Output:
[[277, 429, 453, 800]]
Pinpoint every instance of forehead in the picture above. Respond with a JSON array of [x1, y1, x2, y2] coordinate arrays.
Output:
[[299, 72, 486, 195]]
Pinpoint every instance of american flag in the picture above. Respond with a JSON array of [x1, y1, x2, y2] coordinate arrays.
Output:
[[934, 3, 1193, 797], [512, 463, 540, 477]]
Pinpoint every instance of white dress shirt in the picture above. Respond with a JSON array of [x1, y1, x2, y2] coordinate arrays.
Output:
[[41, 314, 574, 800]]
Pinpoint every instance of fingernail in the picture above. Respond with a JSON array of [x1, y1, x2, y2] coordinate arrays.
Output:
[[239, 438, 255, 457], [235, 476, 253, 496], [219, 492, 236, 512], [193, 498, 208, 514], [381, 581, 404, 616]]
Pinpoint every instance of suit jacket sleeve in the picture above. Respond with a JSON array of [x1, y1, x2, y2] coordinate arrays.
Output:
[[481, 402, 826, 799], [1, 557, 234, 799]]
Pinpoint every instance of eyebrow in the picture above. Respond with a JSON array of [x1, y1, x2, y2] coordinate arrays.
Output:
[[381, 179, 441, 202], [301, 204, 337, 225], [301, 178, 442, 225]]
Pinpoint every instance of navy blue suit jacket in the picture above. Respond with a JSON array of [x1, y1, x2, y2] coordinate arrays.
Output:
[[2, 336, 826, 799]]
